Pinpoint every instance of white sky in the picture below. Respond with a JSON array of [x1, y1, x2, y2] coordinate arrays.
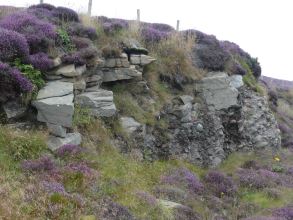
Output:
[[1, 0, 293, 80]]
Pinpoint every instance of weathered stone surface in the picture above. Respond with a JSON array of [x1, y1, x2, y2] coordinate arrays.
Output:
[[47, 123, 67, 138], [102, 66, 142, 82], [47, 132, 82, 151], [76, 65, 87, 75], [198, 72, 239, 110], [120, 117, 143, 134], [121, 38, 149, 55], [36, 81, 73, 100], [74, 79, 86, 91], [56, 64, 80, 77], [104, 55, 130, 68], [3, 100, 27, 119], [52, 57, 62, 67], [85, 72, 103, 88], [230, 74, 244, 89], [180, 95, 194, 105], [130, 54, 156, 66], [75, 89, 116, 117], [33, 94, 74, 127]]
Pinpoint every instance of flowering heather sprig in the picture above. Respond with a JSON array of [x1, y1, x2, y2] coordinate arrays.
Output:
[[0, 27, 29, 62], [0, 12, 56, 52], [161, 168, 204, 194], [21, 156, 55, 172], [29, 52, 54, 72], [52, 7, 79, 22], [55, 144, 84, 158], [243, 217, 285, 220], [272, 206, 293, 220], [237, 168, 280, 189], [287, 167, 293, 176], [204, 171, 237, 197], [27, 8, 56, 23]]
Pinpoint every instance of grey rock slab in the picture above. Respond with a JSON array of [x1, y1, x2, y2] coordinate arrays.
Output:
[[199, 72, 239, 110], [120, 117, 142, 134], [47, 132, 82, 151], [47, 123, 67, 138], [36, 81, 73, 100], [32, 94, 74, 127], [75, 89, 116, 117], [230, 74, 244, 89], [56, 64, 80, 77], [180, 95, 194, 105], [3, 100, 27, 119], [102, 66, 142, 82], [130, 54, 156, 66], [52, 57, 62, 67]]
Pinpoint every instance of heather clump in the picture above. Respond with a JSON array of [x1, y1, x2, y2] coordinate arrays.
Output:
[[0, 12, 56, 53], [29, 52, 54, 72], [160, 168, 204, 194], [21, 156, 55, 172], [204, 171, 237, 197], [272, 206, 293, 220], [0, 27, 29, 62], [237, 168, 281, 189], [52, 6, 79, 23], [0, 62, 33, 103], [55, 144, 84, 159], [67, 22, 97, 40]]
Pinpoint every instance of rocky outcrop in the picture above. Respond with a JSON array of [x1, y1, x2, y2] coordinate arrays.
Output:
[[120, 117, 144, 135], [136, 72, 281, 167], [47, 132, 82, 151], [102, 66, 142, 82]]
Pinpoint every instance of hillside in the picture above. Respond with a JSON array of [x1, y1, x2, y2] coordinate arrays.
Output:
[[0, 3, 292, 220]]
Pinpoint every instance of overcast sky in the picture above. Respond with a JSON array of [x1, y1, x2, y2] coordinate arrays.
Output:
[[1, 0, 292, 80]]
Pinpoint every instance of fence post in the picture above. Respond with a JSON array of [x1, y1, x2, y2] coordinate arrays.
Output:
[[40, 0, 44, 3], [88, 0, 93, 16], [137, 9, 140, 23], [176, 20, 180, 31]]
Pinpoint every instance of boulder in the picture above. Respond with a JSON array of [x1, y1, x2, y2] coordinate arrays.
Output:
[[3, 100, 27, 120], [85, 72, 103, 88], [120, 117, 143, 134], [198, 72, 239, 110], [102, 66, 142, 82], [47, 132, 82, 151], [36, 81, 73, 100], [130, 54, 156, 66], [56, 64, 81, 77], [47, 123, 67, 138], [33, 94, 74, 127], [52, 57, 62, 67], [121, 38, 149, 55], [75, 89, 116, 117]]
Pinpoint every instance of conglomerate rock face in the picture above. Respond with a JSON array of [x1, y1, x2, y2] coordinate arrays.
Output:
[[133, 72, 281, 167]]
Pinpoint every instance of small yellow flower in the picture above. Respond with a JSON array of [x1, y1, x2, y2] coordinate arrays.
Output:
[[274, 156, 280, 162]]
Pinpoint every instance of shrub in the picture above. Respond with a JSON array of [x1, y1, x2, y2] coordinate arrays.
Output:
[[61, 53, 86, 66], [237, 168, 280, 189], [67, 22, 97, 40], [272, 206, 293, 220], [160, 168, 204, 194], [230, 60, 247, 75], [102, 19, 129, 35], [29, 52, 54, 72], [55, 144, 84, 159], [0, 12, 56, 53], [149, 23, 174, 32], [21, 156, 55, 172], [141, 26, 170, 43], [102, 46, 121, 58], [27, 8, 55, 23], [0, 27, 29, 62], [52, 7, 79, 23], [29, 3, 56, 11], [78, 46, 98, 60], [13, 58, 45, 90], [204, 171, 237, 197], [72, 36, 92, 49], [41, 181, 67, 195], [0, 62, 33, 103], [57, 28, 75, 52]]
